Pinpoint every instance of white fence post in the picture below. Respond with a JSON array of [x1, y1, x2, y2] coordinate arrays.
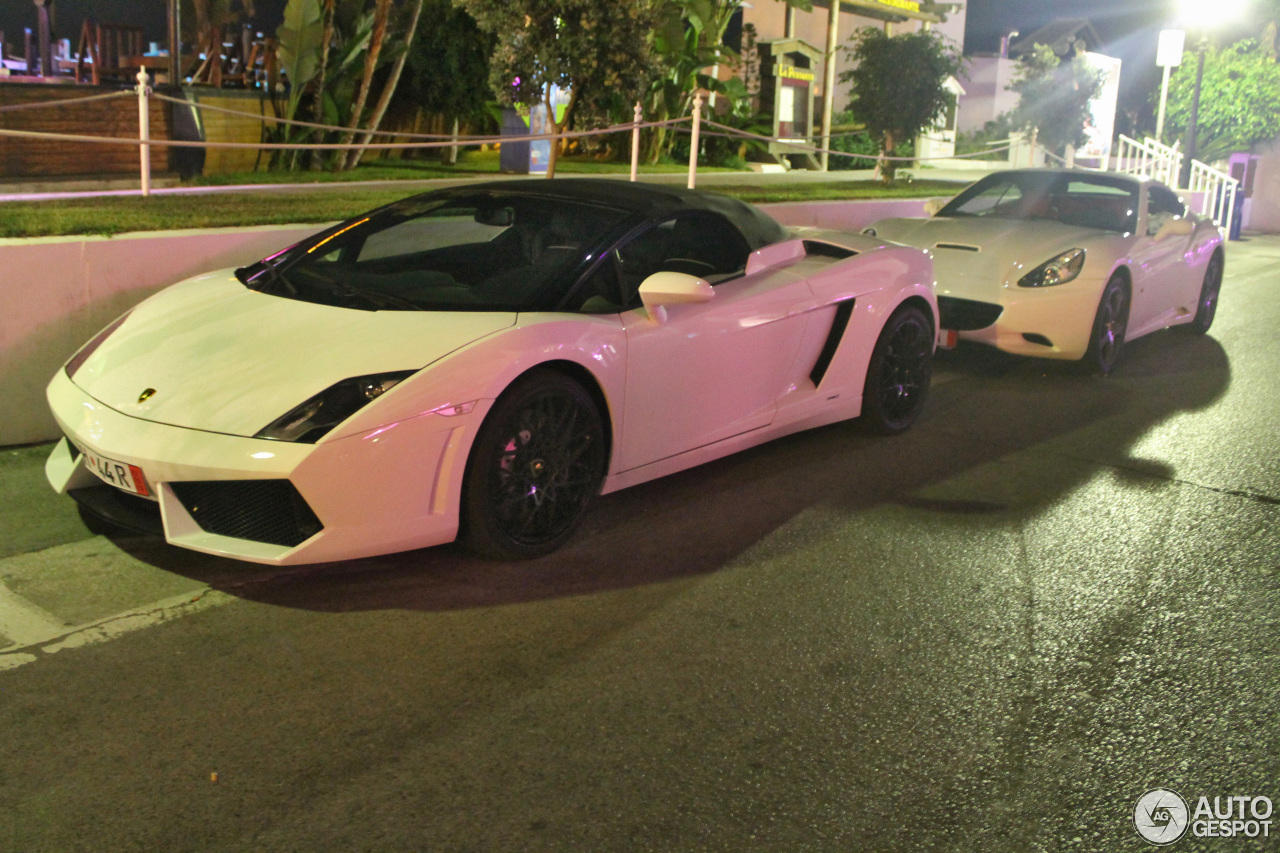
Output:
[[136, 68, 151, 197], [687, 94, 702, 190], [630, 102, 641, 182]]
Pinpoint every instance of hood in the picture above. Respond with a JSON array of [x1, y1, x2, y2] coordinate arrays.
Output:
[[70, 270, 515, 436], [870, 216, 1117, 299]]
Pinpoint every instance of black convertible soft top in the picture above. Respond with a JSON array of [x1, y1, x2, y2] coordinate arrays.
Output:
[[427, 178, 791, 252]]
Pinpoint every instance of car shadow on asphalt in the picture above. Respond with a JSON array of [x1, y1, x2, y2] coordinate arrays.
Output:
[[106, 328, 1231, 614]]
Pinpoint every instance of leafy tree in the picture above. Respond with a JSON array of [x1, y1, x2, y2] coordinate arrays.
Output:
[[641, 0, 809, 164], [458, 0, 661, 177], [273, 0, 423, 171], [840, 27, 964, 182], [1162, 38, 1280, 160], [1008, 43, 1105, 157], [405, 0, 495, 125]]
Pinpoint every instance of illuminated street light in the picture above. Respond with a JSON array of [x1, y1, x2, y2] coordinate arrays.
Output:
[[1175, 0, 1248, 187]]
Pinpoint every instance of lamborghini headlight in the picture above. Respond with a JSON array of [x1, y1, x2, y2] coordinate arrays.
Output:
[[255, 371, 415, 443], [1017, 249, 1085, 288]]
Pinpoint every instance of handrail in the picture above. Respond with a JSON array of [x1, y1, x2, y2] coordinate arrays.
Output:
[[1113, 134, 1181, 187], [1188, 159, 1240, 234]]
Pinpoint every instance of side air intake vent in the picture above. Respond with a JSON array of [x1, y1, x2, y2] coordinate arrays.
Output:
[[810, 298, 856, 387]]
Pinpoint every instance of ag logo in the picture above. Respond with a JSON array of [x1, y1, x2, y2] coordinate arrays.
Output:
[[1135, 788, 1190, 845]]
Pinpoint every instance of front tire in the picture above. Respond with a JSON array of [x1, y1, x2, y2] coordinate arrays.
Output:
[[461, 370, 605, 560], [1083, 275, 1129, 375], [1188, 251, 1223, 334], [859, 304, 934, 434]]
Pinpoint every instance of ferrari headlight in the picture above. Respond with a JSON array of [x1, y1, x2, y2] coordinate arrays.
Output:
[[1017, 249, 1085, 288], [256, 371, 415, 443]]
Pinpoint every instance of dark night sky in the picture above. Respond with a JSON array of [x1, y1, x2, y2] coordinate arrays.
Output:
[[2, 0, 1176, 57], [0, 0, 1260, 123]]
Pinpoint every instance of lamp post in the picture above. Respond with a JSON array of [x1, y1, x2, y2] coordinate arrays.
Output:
[[1179, 43, 1205, 188], [1155, 28, 1184, 143], [1175, 0, 1247, 187]]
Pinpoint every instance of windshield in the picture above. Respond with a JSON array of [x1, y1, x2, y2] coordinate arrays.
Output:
[[239, 193, 630, 311], [937, 172, 1139, 233]]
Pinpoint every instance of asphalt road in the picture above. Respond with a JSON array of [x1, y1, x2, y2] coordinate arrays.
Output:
[[1, 236, 1278, 852]]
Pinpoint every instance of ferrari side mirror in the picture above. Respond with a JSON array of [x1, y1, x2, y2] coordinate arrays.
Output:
[[638, 271, 714, 323], [923, 197, 951, 216]]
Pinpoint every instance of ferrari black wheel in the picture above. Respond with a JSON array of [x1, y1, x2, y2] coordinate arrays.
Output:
[[1188, 251, 1223, 334], [1083, 275, 1129, 375], [860, 304, 933, 435], [462, 370, 605, 560]]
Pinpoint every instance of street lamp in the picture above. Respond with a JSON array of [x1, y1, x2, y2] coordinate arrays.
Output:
[[1175, 0, 1248, 187]]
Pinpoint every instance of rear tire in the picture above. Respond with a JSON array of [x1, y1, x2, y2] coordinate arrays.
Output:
[[1188, 251, 1223, 334], [1082, 275, 1129, 375], [859, 304, 934, 434], [461, 370, 605, 560]]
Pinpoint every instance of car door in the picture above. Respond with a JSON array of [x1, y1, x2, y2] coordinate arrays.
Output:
[[1128, 183, 1197, 332], [610, 214, 812, 472]]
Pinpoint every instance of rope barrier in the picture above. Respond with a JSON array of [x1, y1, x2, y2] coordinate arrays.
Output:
[[151, 92, 690, 141], [0, 86, 1030, 193], [0, 115, 691, 151], [695, 118, 1016, 163], [0, 90, 133, 113]]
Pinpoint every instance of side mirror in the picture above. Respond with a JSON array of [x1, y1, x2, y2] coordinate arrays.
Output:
[[1154, 217, 1195, 241], [923, 197, 951, 216], [637, 271, 713, 323]]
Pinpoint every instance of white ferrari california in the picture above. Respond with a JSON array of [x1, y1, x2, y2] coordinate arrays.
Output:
[[865, 168, 1225, 374], [46, 180, 937, 563]]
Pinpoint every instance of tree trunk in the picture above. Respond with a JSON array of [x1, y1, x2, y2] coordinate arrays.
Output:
[[309, 0, 336, 171], [544, 82, 581, 179], [346, 0, 426, 170], [879, 129, 896, 183], [337, 0, 392, 169]]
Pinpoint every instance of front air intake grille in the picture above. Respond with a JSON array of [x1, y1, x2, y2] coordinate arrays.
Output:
[[169, 480, 323, 548], [937, 296, 1004, 331]]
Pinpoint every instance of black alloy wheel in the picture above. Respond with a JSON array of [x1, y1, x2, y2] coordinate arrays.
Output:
[[462, 370, 605, 559], [1084, 275, 1129, 375], [1189, 251, 1224, 334], [860, 304, 934, 434]]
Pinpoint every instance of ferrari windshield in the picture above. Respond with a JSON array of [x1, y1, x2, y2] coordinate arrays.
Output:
[[937, 172, 1139, 233], [239, 192, 630, 311]]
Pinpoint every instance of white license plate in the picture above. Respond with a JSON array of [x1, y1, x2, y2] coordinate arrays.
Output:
[[82, 448, 150, 496]]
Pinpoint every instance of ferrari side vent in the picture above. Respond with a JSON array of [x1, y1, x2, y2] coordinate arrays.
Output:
[[810, 298, 856, 387], [170, 480, 323, 548], [802, 240, 857, 260]]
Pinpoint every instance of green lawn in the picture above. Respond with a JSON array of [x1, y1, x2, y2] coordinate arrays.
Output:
[[0, 170, 960, 238], [191, 151, 738, 186]]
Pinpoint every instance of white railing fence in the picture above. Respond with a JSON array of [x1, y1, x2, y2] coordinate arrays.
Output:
[[1113, 134, 1183, 187], [1188, 160, 1241, 235]]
